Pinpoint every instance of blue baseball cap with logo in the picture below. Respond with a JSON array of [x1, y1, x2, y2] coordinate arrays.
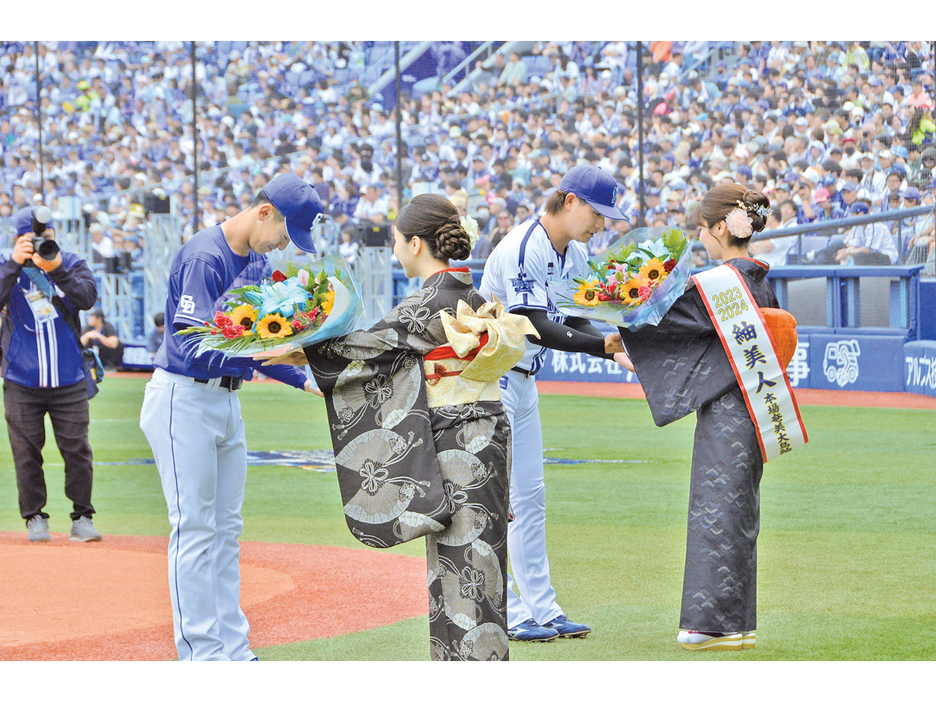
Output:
[[848, 201, 870, 215], [559, 165, 628, 220], [263, 173, 324, 254]]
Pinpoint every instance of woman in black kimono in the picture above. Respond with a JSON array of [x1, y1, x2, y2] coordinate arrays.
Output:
[[299, 194, 533, 661], [620, 184, 779, 651]]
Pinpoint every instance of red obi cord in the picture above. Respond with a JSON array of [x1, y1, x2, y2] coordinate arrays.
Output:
[[424, 331, 489, 384], [425, 332, 489, 362]]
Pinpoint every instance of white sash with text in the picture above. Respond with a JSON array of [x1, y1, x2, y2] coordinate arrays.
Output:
[[693, 265, 808, 462]]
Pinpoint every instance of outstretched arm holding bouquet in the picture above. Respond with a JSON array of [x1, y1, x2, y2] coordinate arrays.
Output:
[[139, 175, 326, 662], [476, 165, 630, 642], [618, 184, 807, 652]]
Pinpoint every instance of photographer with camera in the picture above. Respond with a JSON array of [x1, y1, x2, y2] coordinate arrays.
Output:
[[0, 205, 102, 543], [80, 308, 123, 370]]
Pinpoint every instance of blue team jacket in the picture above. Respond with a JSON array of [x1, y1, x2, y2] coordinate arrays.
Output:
[[0, 251, 98, 389]]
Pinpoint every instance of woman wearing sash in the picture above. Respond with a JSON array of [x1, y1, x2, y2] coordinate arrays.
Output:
[[620, 184, 795, 651], [293, 194, 534, 660]]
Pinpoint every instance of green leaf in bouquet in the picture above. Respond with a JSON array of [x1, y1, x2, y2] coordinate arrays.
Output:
[[635, 246, 659, 259], [230, 284, 261, 295], [614, 242, 637, 261], [174, 326, 209, 336], [662, 227, 688, 259]]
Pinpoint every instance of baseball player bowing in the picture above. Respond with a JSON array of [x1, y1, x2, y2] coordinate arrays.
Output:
[[479, 165, 630, 642], [140, 174, 323, 661]]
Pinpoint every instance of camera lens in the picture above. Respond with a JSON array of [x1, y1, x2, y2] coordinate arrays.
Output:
[[34, 237, 59, 261]]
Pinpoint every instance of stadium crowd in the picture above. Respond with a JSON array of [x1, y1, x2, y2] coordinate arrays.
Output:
[[1, 40, 934, 269]]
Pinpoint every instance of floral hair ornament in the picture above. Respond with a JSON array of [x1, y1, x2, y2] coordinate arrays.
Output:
[[725, 207, 754, 239], [752, 204, 772, 219], [737, 198, 772, 221], [460, 214, 480, 250]]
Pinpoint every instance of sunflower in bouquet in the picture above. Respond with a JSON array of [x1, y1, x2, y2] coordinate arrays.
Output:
[[552, 227, 692, 329], [583, 229, 685, 306], [176, 255, 363, 356]]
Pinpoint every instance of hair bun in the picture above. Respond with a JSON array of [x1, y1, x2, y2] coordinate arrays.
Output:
[[743, 190, 772, 233], [436, 217, 472, 260]]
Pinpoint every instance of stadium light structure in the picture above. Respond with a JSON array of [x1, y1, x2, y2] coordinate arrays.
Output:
[[191, 41, 200, 234], [395, 41, 404, 215], [35, 41, 45, 198], [636, 41, 645, 228]]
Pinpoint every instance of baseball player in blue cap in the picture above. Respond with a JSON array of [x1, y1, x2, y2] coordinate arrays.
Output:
[[479, 165, 630, 642], [140, 173, 324, 661]]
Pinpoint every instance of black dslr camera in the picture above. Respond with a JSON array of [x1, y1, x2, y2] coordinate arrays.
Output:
[[26, 206, 59, 266]]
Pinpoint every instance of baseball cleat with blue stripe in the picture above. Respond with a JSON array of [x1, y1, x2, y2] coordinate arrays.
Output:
[[507, 619, 560, 642], [542, 615, 592, 638]]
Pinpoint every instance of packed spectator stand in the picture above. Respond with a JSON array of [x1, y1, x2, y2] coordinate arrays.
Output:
[[1, 40, 934, 296]]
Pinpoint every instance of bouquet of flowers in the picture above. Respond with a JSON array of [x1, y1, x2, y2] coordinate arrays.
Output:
[[176, 254, 363, 357], [550, 227, 692, 329]]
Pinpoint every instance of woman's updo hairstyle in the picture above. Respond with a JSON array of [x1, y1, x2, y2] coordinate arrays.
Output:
[[394, 193, 472, 261], [691, 183, 772, 247]]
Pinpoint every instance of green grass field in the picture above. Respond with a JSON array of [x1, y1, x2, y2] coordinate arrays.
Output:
[[1, 377, 934, 661]]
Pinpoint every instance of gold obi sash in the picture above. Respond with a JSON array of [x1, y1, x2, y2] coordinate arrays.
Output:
[[424, 297, 539, 408]]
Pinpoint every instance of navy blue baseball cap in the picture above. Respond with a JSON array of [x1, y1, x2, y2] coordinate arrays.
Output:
[[848, 201, 870, 215], [902, 187, 922, 201], [14, 206, 52, 236], [263, 173, 324, 254], [559, 165, 628, 220], [14, 207, 36, 236], [841, 182, 858, 192]]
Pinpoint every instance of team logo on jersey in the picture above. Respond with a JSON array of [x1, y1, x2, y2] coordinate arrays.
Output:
[[510, 270, 535, 294], [179, 294, 195, 315]]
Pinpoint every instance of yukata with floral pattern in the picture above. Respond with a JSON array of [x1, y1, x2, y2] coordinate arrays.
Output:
[[305, 268, 525, 661]]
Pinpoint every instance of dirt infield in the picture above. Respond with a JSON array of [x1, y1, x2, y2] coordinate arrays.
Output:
[[0, 532, 427, 661]]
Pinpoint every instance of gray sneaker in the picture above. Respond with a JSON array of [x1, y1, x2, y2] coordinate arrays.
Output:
[[70, 516, 102, 542], [27, 515, 52, 542]]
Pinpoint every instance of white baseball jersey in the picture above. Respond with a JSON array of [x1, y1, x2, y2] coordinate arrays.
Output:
[[479, 217, 588, 629], [478, 219, 588, 374]]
